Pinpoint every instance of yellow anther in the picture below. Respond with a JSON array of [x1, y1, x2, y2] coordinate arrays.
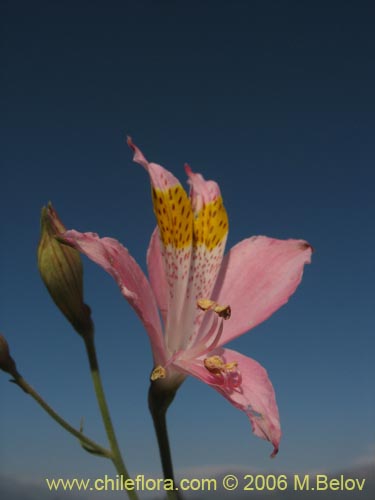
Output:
[[223, 361, 238, 372], [197, 298, 216, 311], [197, 298, 231, 319], [204, 355, 238, 376], [150, 365, 167, 381], [204, 355, 225, 372], [213, 304, 231, 320]]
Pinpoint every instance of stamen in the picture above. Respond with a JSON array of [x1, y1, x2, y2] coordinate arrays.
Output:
[[183, 313, 224, 360], [150, 365, 167, 381], [204, 355, 241, 390], [198, 317, 223, 356], [214, 304, 231, 319], [204, 355, 237, 374], [197, 298, 231, 319], [223, 361, 238, 371], [204, 355, 224, 373]]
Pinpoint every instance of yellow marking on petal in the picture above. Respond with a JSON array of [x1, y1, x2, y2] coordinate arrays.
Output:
[[150, 365, 167, 381], [152, 186, 193, 248], [193, 196, 228, 251], [197, 298, 231, 319], [204, 355, 238, 376]]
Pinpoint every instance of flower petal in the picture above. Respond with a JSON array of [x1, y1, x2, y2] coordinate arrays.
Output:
[[147, 227, 168, 325], [176, 347, 281, 457], [128, 138, 194, 354], [185, 164, 223, 213], [212, 236, 312, 345], [183, 165, 229, 349], [127, 136, 182, 192], [186, 165, 228, 288], [61, 230, 166, 364]]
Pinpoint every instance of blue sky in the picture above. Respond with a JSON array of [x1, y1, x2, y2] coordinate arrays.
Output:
[[1, 0, 374, 493]]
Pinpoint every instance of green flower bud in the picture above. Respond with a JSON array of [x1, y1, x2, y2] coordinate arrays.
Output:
[[38, 203, 94, 339], [0, 334, 17, 375]]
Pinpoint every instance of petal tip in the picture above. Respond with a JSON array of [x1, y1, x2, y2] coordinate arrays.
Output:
[[270, 444, 279, 458], [127, 137, 148, 168], [299, 241, 314, 253], [184, 162, 193, 177]]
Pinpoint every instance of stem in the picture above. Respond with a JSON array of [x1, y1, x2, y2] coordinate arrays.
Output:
[[148, 381, 183, 500], [11, 372, 111, 458], [84, 336, 139, 500]]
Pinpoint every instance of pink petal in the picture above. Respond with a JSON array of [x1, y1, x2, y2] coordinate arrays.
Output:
[[128, 138, 195, 353], [176, 348, 281, 457], [185, 164, 229, 290], [127, 136, 181, 191], [213, 236, 312, 345], [185, 164, 222, 213], [62, 230, 166, 364], [182, 166, 229, 347], [147, 227, 168, 325]]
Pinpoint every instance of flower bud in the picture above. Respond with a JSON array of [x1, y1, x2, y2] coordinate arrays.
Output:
[[38, 203, 94, 339], [0, 335, 17, 375]]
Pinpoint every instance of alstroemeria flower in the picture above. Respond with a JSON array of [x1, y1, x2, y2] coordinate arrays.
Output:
[[62, 139, 312, 457]]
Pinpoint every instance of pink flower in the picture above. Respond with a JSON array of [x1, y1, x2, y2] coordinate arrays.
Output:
[[62, 139, 312, 457]]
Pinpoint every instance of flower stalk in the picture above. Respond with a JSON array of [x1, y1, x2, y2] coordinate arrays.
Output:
[[37, 204, 138, 498], [11, 371, 112, 458], [1, 334, 110, 456], [148, 379, 183, 500], [83, 335, 139, 500], [1, 333, 137, 497]]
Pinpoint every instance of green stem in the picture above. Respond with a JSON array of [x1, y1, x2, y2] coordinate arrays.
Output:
[[11, 371, 111, 458], [84, 336, 139, 500], [148, 381, 183, 500]]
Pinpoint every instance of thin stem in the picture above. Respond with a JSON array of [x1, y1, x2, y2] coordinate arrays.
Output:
[[84, 336, 139, 500], [11, 372, 111, 458], [148, 381, 183, 500]]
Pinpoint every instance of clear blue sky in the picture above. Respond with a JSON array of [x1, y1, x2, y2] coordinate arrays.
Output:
[[1, 0, 374, 491]]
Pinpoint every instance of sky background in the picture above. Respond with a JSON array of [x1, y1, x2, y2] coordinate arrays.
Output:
[[1, 0, 374, 497]]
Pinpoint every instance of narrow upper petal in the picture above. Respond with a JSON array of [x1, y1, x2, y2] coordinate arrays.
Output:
[[185, 164, 228, 256], [127, 138, 194, 354], [175, 347, 281, 457], [61, 230, 166, 364], [127, 136, 181, 191], [147, 227, 168, 325], [128, 137, 193, 253], [185, 164, 222, 213], [212, 236, 312, 345], [183, 165, 229, 349]]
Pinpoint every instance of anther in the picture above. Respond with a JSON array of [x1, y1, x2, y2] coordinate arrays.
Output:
[[204, 355, 241, 390], [150, 365, 166, 381], [197, 298, 231, 319], [204, 355, 238, 376]]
